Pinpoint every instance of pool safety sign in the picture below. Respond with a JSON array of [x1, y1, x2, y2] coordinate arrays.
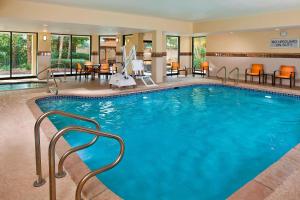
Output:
[[270, 39, 299, 48]]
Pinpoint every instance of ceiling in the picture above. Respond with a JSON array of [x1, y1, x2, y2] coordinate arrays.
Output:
[[0, 18, 149, 35], [18, 0, 300, 21]]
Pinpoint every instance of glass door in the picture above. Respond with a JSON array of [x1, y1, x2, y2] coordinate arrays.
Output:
[[0, 32, 11, 78], [71, 35, 91, 74], [11, 32, 36, 77], [51, 34, 71, 75]]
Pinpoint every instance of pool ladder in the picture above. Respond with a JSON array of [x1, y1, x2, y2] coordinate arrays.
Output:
[[228, 67, 239, 84], [33, 110, 125, 200], [216, 66, 227, 83], [37, 67, 60, 95]]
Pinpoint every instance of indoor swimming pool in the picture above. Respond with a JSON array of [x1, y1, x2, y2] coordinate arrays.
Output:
[[36, 85, 300, 200], [0, 82, 47, 91]]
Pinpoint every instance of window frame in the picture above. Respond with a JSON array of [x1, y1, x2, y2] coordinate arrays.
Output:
[[0, 31, 38, 80], [99, 35, 117, 64], [192, 36, 207, 68], [51, 33, 92, 75], [166, 35, 180, 65]]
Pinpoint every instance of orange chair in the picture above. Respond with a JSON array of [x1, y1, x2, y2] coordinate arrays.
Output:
[[274, 65, 296, 88], [168, 62, 180, 77], [98, 63, 111, 79], [75, 63, 83, 80], [193, 61, 209, 77], [245, 64, 264, 84]]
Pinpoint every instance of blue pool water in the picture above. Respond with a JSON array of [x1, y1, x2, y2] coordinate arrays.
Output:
[[0, 82, 46, 91], [37, 85, 300, 200]]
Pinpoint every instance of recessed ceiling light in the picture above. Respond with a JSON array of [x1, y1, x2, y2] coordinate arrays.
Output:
[[274, 28, 280, 31], [43, 24, 48, 27]]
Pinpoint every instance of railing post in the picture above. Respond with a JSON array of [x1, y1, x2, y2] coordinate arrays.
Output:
[[49, 136, 57, 200], [33, 117, 46, 187], [216, 66, 227, 83], [228, 67, 239, 84]]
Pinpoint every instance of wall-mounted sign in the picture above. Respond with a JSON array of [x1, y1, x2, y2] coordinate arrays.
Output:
[[270, 39, 299, 48]]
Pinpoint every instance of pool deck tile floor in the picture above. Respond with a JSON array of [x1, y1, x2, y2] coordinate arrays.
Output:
[[0, 76, 300, 200]]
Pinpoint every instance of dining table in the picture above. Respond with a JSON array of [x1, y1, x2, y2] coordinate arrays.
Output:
[[84, 63, 100, 80]]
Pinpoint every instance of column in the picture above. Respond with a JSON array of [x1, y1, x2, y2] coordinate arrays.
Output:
[[116, 34, 123, 63], [135, 33, 144, 60], [151, 30, 166, 83], [37, 32, 51, 79], [91, 34, 99, 63]]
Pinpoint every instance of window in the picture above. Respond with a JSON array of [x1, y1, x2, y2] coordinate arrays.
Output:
[[166, 36, 180, 66], [51, 34, 71, 74], [99, 36, 116, 65], [143, 40, 152, 75], [51, 34, 91, 75], [11, 32, 36, 77], [192, 37, 207, 68], [0, 32, 10, 78], [0, 31, 37, 79], [123, 34, 133, 46], [71, 35, 91, 74]]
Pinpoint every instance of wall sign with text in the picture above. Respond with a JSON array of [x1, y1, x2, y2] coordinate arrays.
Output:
[[270, 39, 299, 48]]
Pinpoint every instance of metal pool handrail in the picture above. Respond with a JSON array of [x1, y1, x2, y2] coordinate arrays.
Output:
[[229, 67, 239, 84], [216, 66, 227, 83], [37, 67, 59, 95], [33, 110, 100, 187], [48, 126, 125, 200], [51, 63, 67, 82]]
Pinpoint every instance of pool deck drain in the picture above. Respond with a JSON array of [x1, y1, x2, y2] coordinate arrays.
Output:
[[1, 76, 300, 200]]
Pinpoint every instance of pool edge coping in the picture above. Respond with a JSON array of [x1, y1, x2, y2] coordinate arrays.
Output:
[[27, 81, 300, 200]]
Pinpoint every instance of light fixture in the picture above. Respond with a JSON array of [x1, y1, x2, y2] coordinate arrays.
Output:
[[280, 31, 288, 37], [115, 37, 119, 43], [43, 35, 47, 41], [274, 28, 280, 31]]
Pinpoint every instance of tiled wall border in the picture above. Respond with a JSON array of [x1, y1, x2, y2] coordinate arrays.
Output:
[[136, 52, 144, 57], [207, 52, 300, 58], [91, 51, 99, 56], [116, 52, 122, 56], [180, 52, 192, 56], [151, 52, 167, 57], [37, 51, 51, 56], [29, 82, 300, 200]]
